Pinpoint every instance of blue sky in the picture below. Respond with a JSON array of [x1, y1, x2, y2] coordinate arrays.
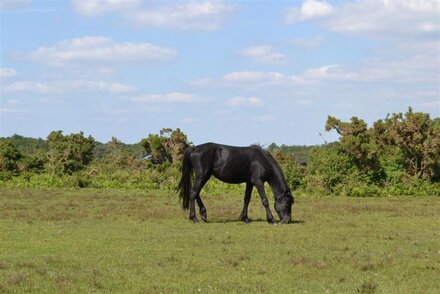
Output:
[[1, 0, 439, 146]]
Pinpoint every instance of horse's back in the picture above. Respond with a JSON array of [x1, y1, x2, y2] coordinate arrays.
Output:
[[191, 143, 268, 184]]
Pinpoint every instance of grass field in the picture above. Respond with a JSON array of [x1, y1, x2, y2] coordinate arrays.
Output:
[[0, 188, 439, 293]]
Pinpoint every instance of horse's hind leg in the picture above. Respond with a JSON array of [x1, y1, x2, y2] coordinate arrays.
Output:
[[196, 196, 207, 223], [239, 183, 253, 223], [189, 175, 210, 224]]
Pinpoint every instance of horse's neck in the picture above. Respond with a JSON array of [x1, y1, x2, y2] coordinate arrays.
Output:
[[260, 149, 288, 197], [268, 168, 288, 198]]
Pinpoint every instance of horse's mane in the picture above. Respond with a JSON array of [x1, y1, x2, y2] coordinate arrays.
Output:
[[250, 144, 288, 188], [250, 144, 279, 167]]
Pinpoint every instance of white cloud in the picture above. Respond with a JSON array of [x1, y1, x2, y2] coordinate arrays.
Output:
[[240, 46, 287, 65], [71, 0, 140, 17], [285, 0, 334, 24], [0, 0, 31, 10], [71, 0, 237, 31], [0, 107, 21, 113], [359, 53, 439, 83], [223, 71, 304, 85], [304, 64, 359, 81], [4, 81, 53, 94], [286, 0, 439, 39], [0, 67, 17, 78], [228, 96, 263, 107], [291, 35, 324, 49], [221, 67, 358, 86], [131, 92, 198, 103], [0, 98, 22, 113], [327, 0, 439, 37], [190, 77, 214, 87], [126, 1, 237, 31], [23, 37, 176, 66], [255, 115, 275, 122], [5, 99, 20, 105], [195, 55, 438, 94], [4, 80, 135, 94]]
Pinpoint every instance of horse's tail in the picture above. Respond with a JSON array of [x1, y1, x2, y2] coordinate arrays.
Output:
[[177, 147, 193, 210]]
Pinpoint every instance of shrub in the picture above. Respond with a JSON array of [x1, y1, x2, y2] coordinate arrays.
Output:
[[305, 145, 355, 194]]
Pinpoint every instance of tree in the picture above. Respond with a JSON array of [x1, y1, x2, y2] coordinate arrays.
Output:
[[161, 128, 190, 164], [305, 144, 355, 193], [45, 131, 95, 175], [373, 108, 440, 180], [3, 134, 48, 156], [0, 141, 22, 173], [104, 137, 139, 168], [140, 128, 190, 165], [325, 115, 382, 179], [326, 108, 440, 182], [140, 133, 168, 163]]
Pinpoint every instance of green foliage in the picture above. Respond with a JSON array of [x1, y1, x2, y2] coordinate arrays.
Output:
[[140, 128, 190, 165], [326, 115, 382, 180], [0, 141, 22, 180], [140, 133, 168, 163], [373, 108, 440, 180], [161, 128, 190, 165], [0, 141, 22, 172], [100, 137, 141, 169], [18, 154, 45, 173], [268, 143, 312, 165], [322, 108, 440, 196], [0, 134, 48, 156], [1, 109, 439, 197], [268, 148, 306, 191], [305, 144, 355, 194], [45, 131, 95, 175], [284, 162, 306, 191]]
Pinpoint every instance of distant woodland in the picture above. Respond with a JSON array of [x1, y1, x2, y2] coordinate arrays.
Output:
[[1, 108, 439, 196]]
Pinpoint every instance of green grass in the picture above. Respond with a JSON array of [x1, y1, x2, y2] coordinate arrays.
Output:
[[0, 188, 439, 293]]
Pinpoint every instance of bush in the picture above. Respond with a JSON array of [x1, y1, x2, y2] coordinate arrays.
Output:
[[285, 162, 306, 191], [0, 141, 22, 173], [305, 145, 355, 194]]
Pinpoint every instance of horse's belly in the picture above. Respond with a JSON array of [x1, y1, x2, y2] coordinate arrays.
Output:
[[213, 173, 246, 184], [212, 164, 248, 184]]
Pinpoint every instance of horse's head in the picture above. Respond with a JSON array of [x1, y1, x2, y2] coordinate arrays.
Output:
[[274, 190, 294, 224]]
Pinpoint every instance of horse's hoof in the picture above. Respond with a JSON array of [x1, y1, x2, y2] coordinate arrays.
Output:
[[201, 216, 208, 223], [189, 216, 199, 224], [240, 216, 252, 223]]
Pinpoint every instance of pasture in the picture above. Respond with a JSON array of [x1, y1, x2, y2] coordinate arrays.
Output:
[[0, 188, 439, 293]]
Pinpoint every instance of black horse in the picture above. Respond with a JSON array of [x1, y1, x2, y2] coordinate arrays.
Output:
[[177, 143, 294, 224]]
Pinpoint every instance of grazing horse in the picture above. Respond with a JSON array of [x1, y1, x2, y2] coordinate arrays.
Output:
[[177, 143, 294, 224]]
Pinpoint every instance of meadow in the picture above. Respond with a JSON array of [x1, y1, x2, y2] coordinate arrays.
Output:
[[0, 187, 439, 293]]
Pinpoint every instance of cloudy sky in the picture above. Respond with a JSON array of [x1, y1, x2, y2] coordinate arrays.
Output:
[[1, 0, 439, 145]]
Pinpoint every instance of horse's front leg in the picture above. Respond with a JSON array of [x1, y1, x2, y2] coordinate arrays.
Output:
[[254, 182, 276, 224], [239, 183, 253, 223]]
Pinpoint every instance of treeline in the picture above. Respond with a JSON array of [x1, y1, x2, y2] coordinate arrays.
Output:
[[1, 108, 439, 196], [274, 108, 439, 196]]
